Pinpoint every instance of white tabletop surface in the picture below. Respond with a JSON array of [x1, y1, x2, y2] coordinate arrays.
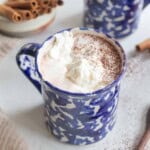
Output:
[[0, 0, 150, 150]]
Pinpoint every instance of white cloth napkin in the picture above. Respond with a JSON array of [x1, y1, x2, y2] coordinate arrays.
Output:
[[0, 109, 28, 150]]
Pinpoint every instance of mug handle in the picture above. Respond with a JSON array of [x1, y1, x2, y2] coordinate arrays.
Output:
[[16, 43, 42, 93]]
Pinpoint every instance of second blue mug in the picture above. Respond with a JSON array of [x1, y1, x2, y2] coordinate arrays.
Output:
[[84, 0, 149, 38]]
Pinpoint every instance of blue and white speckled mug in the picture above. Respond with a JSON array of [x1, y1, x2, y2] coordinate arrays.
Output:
[[84, 0, 149, 38], [16, 28, 126, 145]]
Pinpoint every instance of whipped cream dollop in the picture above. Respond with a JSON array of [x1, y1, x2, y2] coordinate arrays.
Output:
[[66, 58, 104, 90], [48, 31, 74, 64]]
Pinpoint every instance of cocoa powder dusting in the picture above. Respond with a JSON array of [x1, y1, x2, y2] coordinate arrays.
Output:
[[72, 33, 122, 85]]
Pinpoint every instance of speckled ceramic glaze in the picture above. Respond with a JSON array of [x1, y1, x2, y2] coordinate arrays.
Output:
[[16, 28, 126, 145], [84, 0, 149, 38]]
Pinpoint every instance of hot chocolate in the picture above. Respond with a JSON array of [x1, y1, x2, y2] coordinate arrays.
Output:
[[38, 29, 122, 93]]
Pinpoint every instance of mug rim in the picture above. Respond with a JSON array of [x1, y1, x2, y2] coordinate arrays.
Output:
[[35, 27, 127, 96]]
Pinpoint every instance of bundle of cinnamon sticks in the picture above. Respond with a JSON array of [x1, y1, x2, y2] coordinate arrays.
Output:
[[0, 0, 63, 23]]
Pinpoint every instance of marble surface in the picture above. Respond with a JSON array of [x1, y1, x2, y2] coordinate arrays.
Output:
[[0, 0, 150, 149]]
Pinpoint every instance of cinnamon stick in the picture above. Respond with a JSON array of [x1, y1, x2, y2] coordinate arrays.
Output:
[[7, 0, 18, 1], [14, 9, 33, 20], [37, 0, 50, 7], [57, 0, 64, 6], [37, 2, 51, 15], [43, 6, 51, 14], [31, 8, 40, 18], [0, 4, 22, 23], [49, 0, 57, 7], [5, 0, 39, 10], [36, 6, 43, 14], [136, 39, 150, 52]]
